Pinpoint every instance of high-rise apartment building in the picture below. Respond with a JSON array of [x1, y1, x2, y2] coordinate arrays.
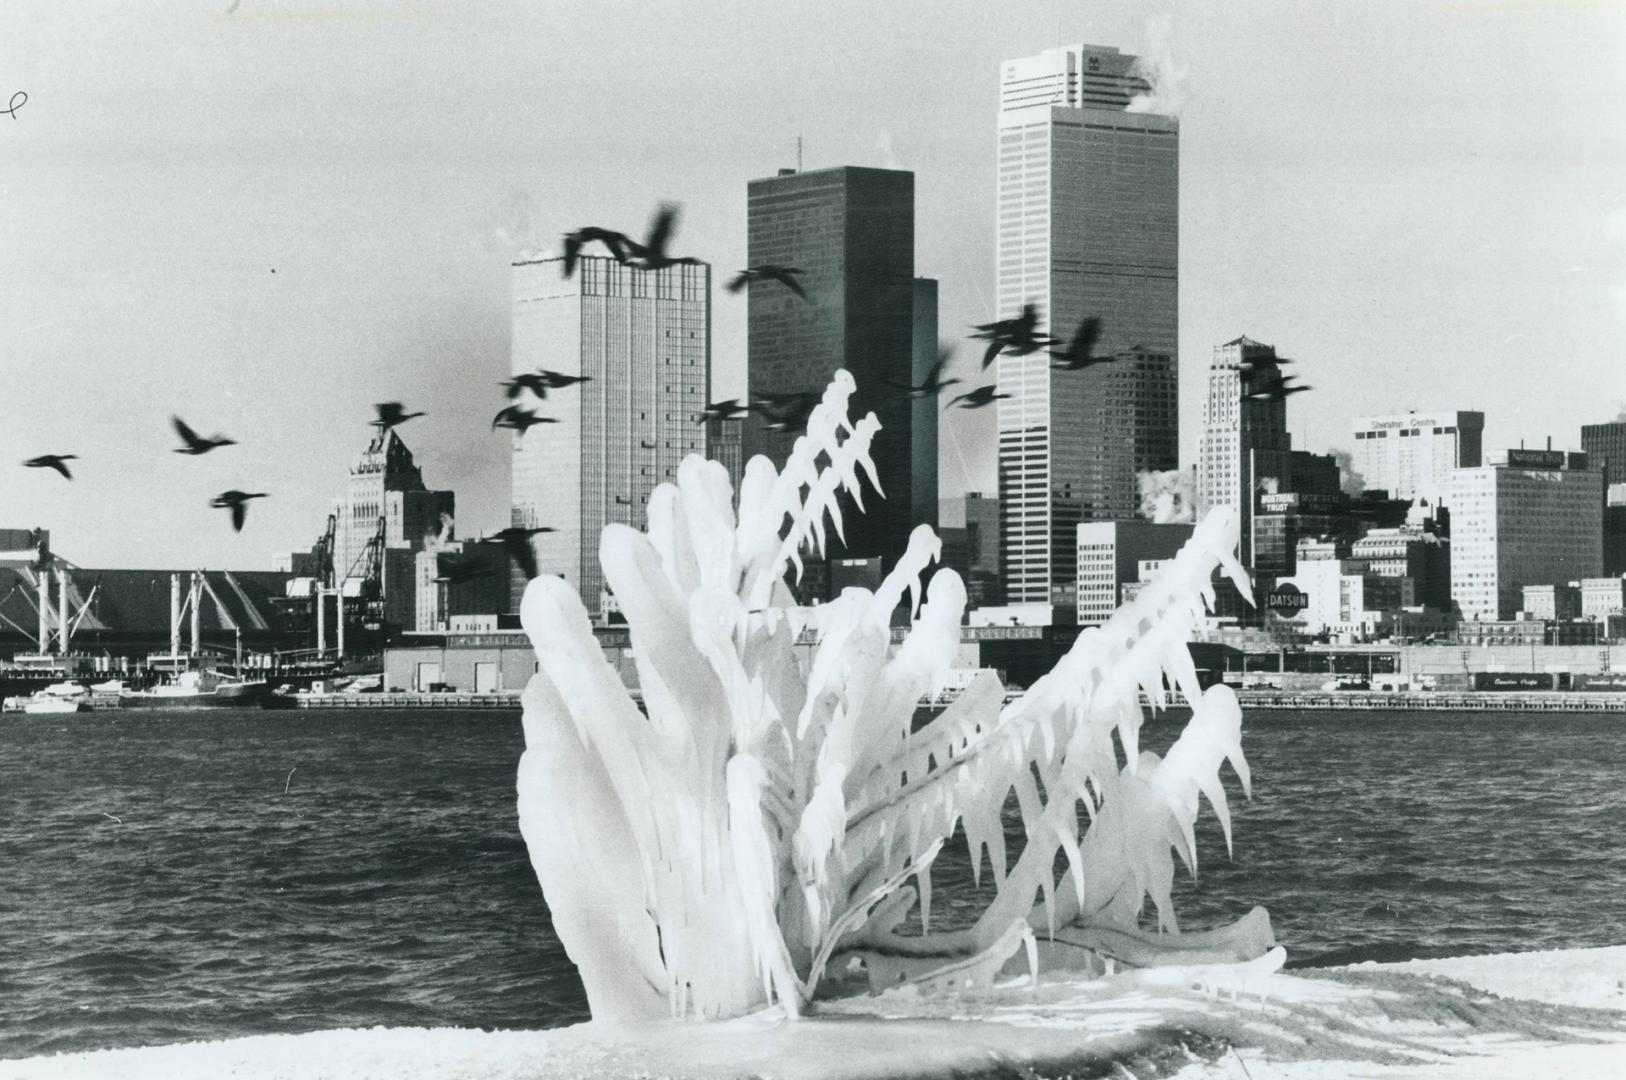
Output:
[[995, 43, 1179, 609], [1351, 411, 1485, 505], [1196, 337, 1293, 566], [743, 166, 915, 567], [1580, 420, 1626, 487], [912, 277, 939, 532], [1448, 449, 1603, 621], [510, 254, 710, 617]]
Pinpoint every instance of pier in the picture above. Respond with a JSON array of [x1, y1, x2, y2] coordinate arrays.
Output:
[[1236, 690, 1626, 713]]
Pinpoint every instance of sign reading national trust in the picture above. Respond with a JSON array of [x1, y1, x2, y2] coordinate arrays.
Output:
[[1266, 582, 1309, 616]]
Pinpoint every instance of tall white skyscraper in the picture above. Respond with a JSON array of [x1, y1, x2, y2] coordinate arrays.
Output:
[[1196, 337, 1291, 565], [510, 254, 710, 617], [995, 43, 1179, 611], [1352, 411, 1484, 506]]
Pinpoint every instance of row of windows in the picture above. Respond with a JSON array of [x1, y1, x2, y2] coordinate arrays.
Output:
[[1355, 426, 1458, 440]]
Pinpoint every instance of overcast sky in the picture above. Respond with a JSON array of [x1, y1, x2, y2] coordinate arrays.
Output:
[[3, 0, 1624, 570]]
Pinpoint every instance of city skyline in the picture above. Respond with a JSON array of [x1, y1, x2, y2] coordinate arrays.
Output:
[[3, 2, 1624, 569]]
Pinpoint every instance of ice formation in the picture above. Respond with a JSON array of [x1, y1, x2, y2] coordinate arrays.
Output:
[[516, 370, 1271, 1022]]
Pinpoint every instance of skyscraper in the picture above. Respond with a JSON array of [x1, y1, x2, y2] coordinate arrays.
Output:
[[1196, 337, 1292, 566], [331, 430, 454, 629], [510, 253, 710, 618], [744, 166, 915, 567], [995, 43, 1179, 610], [1581, 420, 1626, 487], [911, 277, 939, 532], [1449, 449, 1603, 621]]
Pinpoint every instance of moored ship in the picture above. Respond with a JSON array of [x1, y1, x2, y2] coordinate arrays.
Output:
[[119, 669, 267, 709], [9, 681, 93, 714]]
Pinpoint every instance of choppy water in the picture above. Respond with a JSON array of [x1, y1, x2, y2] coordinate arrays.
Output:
[[2, 708, 1624, 1059]]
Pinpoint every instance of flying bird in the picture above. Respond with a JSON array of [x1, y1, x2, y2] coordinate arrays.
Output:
[[371, 402, 425, 432], [433, 558, 495, 586], [751, 391, 819, 434], [624, 203, 703, 271], [23, 455, 77, 479], [493, 405, 555, 436], [726, 265, 809, 302], [477, 526, 555, 581], [698, 399, 750, 424], [971, 303, 1054, 369], [1240, 354, 1293, 374], [500, 373, 551, 400], [947, 385, 1012, 410], [171, 416, 237, 455], [1049, 318, 1111, 371], [210, 490, 268, 532], [1245, 375, 1313, 401], [536, 370, 591, 389], [562, 226, 634, 278], [885, 346, 962, 399]]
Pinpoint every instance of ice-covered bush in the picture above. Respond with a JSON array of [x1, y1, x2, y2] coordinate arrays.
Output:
[[516, 370, 1270, 1023]]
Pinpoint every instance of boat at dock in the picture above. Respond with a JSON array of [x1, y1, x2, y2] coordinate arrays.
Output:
[[119, 669, 267, 709], [7, 681, 94, 714]]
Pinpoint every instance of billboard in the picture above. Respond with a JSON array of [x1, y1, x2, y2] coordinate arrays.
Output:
[[1505, 449, 1566, 470], [1472, 672, 1554, 691], [1265, 583, 1309, 617], [1572, 672, 1626, 692]]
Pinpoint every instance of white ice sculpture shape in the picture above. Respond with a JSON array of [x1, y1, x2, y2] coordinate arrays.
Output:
[[516, 370, 1271, 1023]]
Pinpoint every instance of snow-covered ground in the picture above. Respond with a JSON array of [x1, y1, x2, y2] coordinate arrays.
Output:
[[7, 946, 1625, 1079]]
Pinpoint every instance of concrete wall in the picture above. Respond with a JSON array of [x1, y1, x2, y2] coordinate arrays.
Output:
[[1399, 643, 1626, 677]]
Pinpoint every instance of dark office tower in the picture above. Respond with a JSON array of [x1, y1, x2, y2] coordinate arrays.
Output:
[[743, 166, 915, 566], [1581, 421, 1626, 487], [911, 278, 939, 533], [995, 44, 1179, 611]]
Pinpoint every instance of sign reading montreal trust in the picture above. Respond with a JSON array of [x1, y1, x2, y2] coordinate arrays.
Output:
[[1266, 583, 1309, 617]]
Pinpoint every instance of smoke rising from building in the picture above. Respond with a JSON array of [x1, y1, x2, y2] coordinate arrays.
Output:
[[1125, 15, 1188, 116], [1331, 448, 1367, 496], [1138, 469, 1195, 523]]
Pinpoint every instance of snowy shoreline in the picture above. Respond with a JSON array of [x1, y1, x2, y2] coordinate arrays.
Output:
[[7, 945, 1625, 1079]]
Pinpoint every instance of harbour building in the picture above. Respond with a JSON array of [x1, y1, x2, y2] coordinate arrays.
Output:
[[995, 43, 1179, 613], [1448, 449, 1604, 621], [510, 253, 710, 618], [743, 165, 916, 571], [1351, 411, 1485, 506]]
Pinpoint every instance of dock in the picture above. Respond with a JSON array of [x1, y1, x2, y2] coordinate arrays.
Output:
[[286, 692, 522, 710], [1235, 690, 1626, 712]]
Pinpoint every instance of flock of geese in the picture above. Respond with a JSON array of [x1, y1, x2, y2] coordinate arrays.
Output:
[[20, 202, 1310, 575]]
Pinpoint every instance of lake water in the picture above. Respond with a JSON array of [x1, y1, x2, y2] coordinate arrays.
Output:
[[3, 707, 1624, 1059]]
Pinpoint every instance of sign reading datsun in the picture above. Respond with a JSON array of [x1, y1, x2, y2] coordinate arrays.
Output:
[[1266, 583, 1309, 617]]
